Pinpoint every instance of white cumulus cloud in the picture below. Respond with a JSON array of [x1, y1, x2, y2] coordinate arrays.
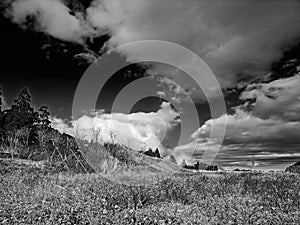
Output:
[[51, 102, 180, 153], [7, 0, 91, 42]]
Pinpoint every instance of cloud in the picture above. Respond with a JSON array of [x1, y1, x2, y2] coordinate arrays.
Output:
[[192, 109, 300, 145], [174, 107, 300, 169], [51, 117, 72, 133], [240, 73, 300, 121], [6, 0, 300, 90], [87, 0, 300, 88], [6, 0, 91, 42], [173, 68, 300, 169], [51, 102, 180, 153], [156, 91, 167, 98], [155, 77, 190, 104], [73, 52, 98, 64]]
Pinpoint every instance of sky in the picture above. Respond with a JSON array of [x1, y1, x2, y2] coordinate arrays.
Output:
[[1, 0, 300, 170]]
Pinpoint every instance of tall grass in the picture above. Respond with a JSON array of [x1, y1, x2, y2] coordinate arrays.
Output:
[[0, 128, 30, 158], [1, 171, 299, 224], [78, 141, 133, 173]]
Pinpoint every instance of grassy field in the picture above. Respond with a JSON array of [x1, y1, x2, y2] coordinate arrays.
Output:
[[1, 170, 300, 224]]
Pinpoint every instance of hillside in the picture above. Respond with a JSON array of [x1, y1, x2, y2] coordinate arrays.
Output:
[[79, 142, 182, 176], [285, 161, 300, 174]]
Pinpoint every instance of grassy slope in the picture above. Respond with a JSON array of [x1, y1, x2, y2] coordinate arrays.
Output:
[[79, 143, 183, 186], [80, 142, 182, 175]]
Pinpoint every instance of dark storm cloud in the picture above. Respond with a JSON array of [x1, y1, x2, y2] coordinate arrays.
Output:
[[240, 74, 300, 121], [5, 0, 300, 89]]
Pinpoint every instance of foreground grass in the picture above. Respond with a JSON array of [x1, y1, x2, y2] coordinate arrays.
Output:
[[0, 171, 300, 224]]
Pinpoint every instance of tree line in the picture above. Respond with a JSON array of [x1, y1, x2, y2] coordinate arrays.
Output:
[[181, 160, 218, 171], [0, 86, 93, 173]]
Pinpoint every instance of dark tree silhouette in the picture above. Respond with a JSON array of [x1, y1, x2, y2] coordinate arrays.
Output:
[[0, 86, 2, 111], [3, 88, 39, 132], [0, 86, 5, 145], [206, 165, 218, 171], [0, 87, 94, 173], [154, 148, 161, 158], [182, 160, 217, 171], [144, 148, 161, 158], [38, 105, 51, 128]]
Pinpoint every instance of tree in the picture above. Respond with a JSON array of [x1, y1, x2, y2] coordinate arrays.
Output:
[[4, 87, 39, 132], [0, 86, 2, 111], [144, 148, 154, 157], [195, 162, 200, 170], [144, 148, 161, 158], [13, 88, 32, 111], [206, 164, 218, 171], [154, 148, 161, 158], [181, 159, 187, 168], [38, 105, 51, 128], [0, 86, 5, 145]]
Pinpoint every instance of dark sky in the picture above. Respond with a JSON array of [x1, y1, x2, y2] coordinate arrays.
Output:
[[0, 10, 212, 121], [0, 13, 85, 117], [0, 12, 211, 151], [0, 12, 211, 119]]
